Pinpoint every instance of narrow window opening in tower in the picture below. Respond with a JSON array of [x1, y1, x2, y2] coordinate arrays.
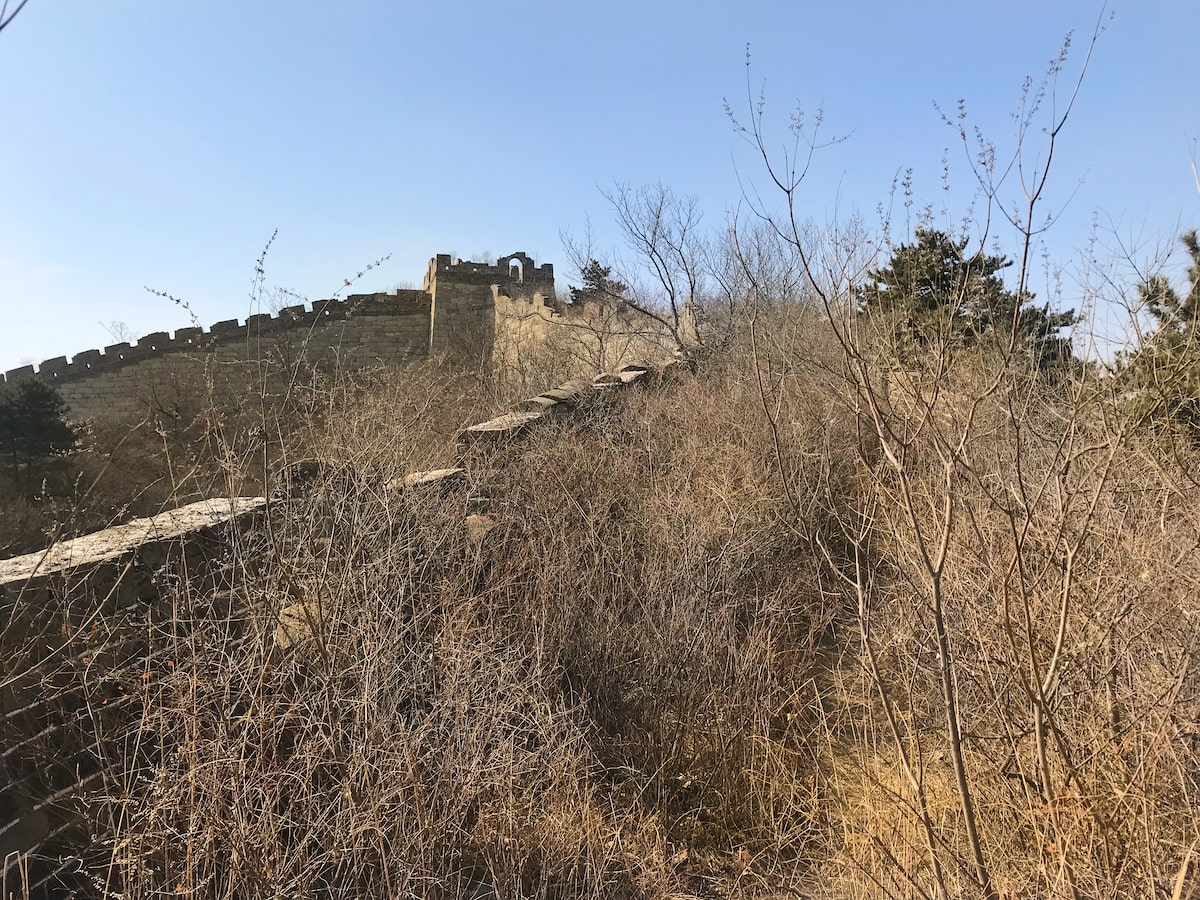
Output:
[[509, 257, 524, 283]]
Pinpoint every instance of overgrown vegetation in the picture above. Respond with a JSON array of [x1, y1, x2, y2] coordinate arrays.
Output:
[[1120, 229, 1200, 436], [857, 227, 1078, 371], [4, 16, 1200, 900]]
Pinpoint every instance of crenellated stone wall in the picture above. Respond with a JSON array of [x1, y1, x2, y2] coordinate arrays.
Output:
[[58, 294, 434, 422], [3, 251, 675, 423], [2, 291, 438, 422]]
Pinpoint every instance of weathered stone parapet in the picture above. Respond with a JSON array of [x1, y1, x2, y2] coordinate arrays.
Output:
[[1, 250, 677, 423], [459, 364, 652, 446], [2, 291, 434, 389], [424, 252, 554, 291], [0, 496, 267, 886], [0, 497, 266, 592]]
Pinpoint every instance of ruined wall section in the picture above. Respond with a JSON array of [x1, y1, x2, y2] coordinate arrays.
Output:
[[494, 290, 676, 379], [3, 291, 432, 422]]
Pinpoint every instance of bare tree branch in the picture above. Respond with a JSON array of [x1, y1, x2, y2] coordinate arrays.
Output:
[[0, 0, 32, 35]]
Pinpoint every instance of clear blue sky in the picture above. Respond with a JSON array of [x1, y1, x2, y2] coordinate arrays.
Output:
[[1, 1, 1196, 371]]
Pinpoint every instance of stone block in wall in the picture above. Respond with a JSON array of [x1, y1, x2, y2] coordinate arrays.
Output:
[[393, 289, 428, 303], [39, 357, 69, 377], [119, 345, 153, 362], [286, 309, 322, 328], [246, 314, 273, 332], [311, 300, 349, 320]]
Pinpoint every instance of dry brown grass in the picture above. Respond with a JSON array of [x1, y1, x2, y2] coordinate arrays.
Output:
[[783, 330, 1200, 898], [47, 332, 855, 898], [5, 307, 1199, 898]]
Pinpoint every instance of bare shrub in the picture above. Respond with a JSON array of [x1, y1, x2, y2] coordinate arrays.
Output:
[[61, 332, 874, 898], [725, 17, 1199, 897]]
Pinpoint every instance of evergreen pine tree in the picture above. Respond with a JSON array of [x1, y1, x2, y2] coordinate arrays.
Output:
[[569, 260, 629, 306], [858, 228, 1077, 369], [0, 379, 77, 485], [1123, 229, 1200, 434]]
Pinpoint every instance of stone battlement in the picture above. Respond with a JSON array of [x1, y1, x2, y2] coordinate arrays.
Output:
[[424, 251, 554, 291], [3, 290, 430, 386], [2, 251, 674, 422]]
